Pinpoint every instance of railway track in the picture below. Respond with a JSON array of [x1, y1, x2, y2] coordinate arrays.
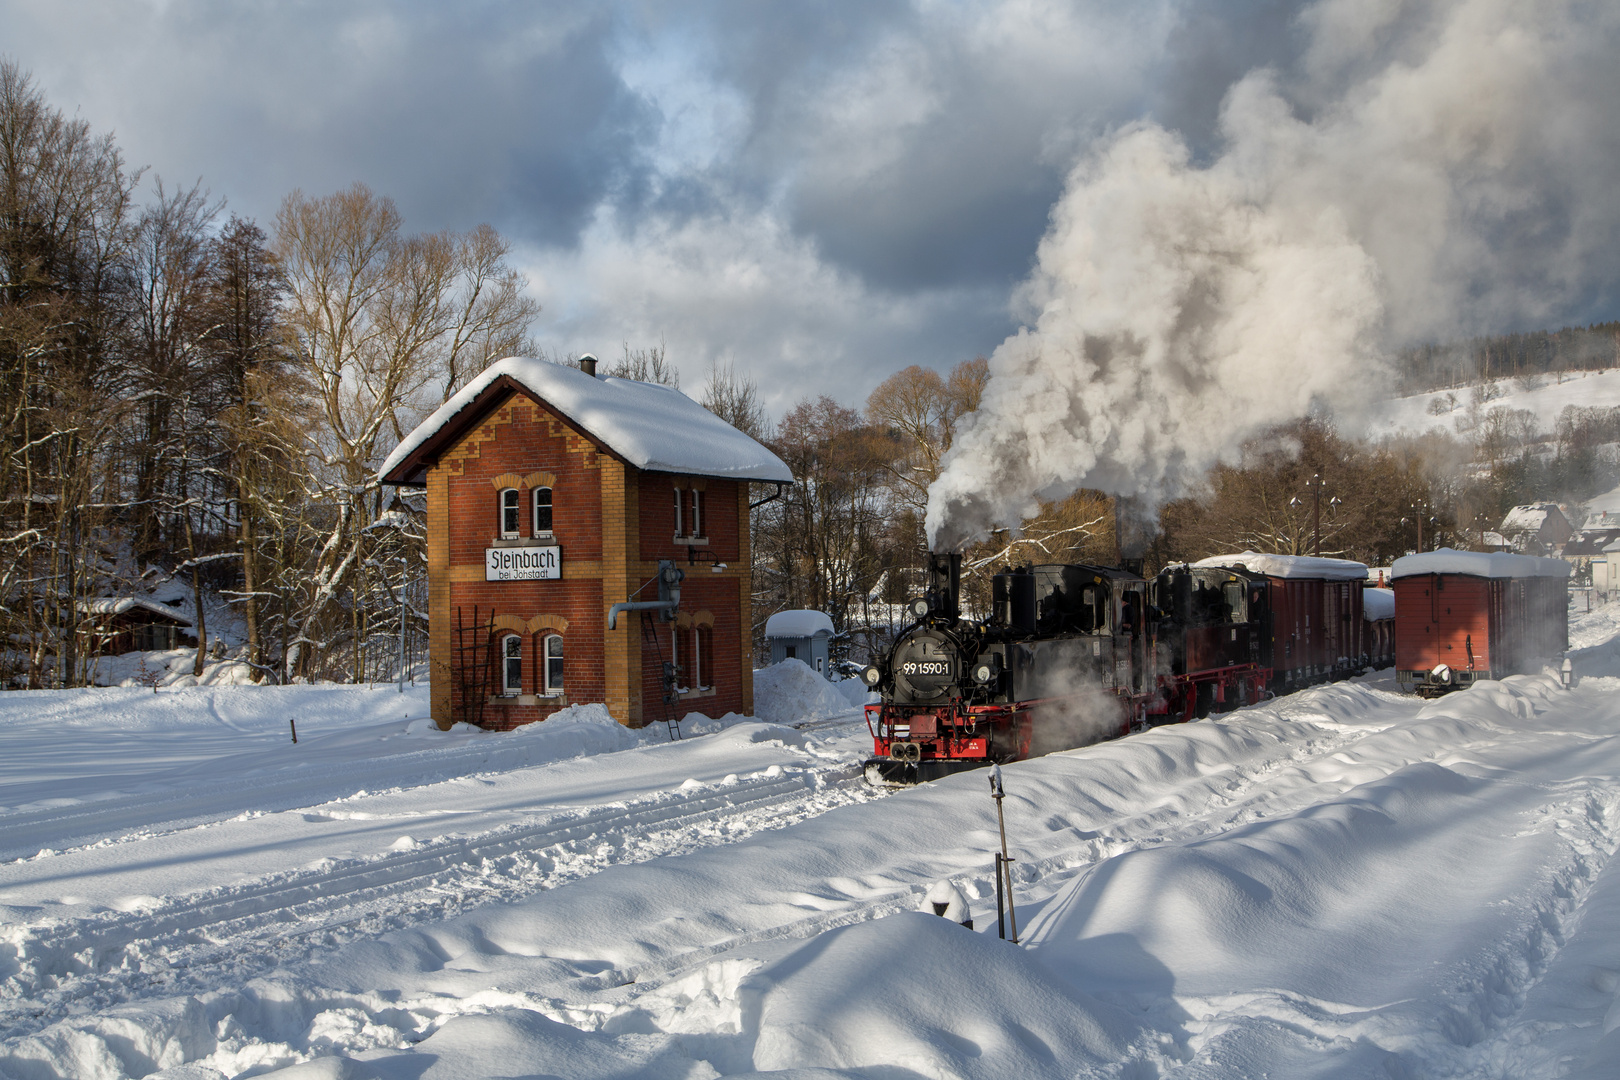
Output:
[[0, 762, 879, 1041]]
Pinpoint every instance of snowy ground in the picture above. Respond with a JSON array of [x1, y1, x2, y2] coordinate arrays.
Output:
[[6, 637, 1620, 1078]]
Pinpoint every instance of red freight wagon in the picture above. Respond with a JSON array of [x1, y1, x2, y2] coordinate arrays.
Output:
[[1190, 553, 1371, 690], [1391, 548, 1570, 696]]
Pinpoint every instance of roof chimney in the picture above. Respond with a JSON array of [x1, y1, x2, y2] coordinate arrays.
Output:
[[578, 353, 598, 377]]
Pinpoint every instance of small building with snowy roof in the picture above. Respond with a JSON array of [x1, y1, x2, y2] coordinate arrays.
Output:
[[1497, 503, 1572, 555], [379, 355, 793, 731], [77, 597, 195, 655], [764, 609, 836, 677]]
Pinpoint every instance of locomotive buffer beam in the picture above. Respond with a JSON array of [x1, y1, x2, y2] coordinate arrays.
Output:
[[863, 755, 990, 786]]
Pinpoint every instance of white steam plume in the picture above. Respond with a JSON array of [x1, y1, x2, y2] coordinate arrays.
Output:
[[927, 0, 1620, 551]]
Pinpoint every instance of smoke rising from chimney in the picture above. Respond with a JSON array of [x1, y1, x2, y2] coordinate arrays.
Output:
[[926, 0, 1620, 552]]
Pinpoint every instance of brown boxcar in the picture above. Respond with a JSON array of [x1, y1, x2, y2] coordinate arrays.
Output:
[[1190, 553, 1371, 690], [1391, 548, 1570, 696]]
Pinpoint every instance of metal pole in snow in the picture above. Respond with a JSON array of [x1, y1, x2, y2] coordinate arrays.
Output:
[[994, 854, 1006, 939], [289, 716, 298, 743], [991, 763, 1019, 943]]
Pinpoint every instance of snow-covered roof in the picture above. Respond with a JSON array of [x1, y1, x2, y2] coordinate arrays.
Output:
[[77, 597, 193, 625], [1190, 552, 1370, 581], [379, 357, 793, 486], [1391, 548, 1572, 580], [764, 610, 835, 639], [1500, 503, 1566, 534], [1362, 587, 1395, 621], [1585, 509, 1620, 530]]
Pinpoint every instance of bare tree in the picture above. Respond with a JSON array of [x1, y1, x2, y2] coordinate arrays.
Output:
[[700, 360, 767, 441], [608, 339, 679, 386], [275, 183, 538, 680]]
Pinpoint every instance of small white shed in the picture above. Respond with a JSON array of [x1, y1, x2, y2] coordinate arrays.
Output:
[[764, 610, 835, 678], [1595, 538, 1620, 599]]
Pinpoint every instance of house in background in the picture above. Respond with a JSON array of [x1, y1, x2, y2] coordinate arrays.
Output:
[[380, 355, 792, 731], [77, 597, 195, 655], [1498, 503, 1573, 555], [764, 609, 835, 677]]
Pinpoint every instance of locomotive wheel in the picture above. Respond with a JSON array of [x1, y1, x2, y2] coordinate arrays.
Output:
[[1195, 682, 1214, 720]]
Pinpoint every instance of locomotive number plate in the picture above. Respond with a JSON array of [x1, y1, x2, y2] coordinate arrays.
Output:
[[900, 661, 950, 676]]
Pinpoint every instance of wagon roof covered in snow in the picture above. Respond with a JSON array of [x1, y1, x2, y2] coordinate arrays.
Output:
[[1362, 587, 1396, 621], [1190, 552, 1370, 580], [764, 610, 835, 639], [1391, 547, 1572, 580], [379, 357, 793, 487]]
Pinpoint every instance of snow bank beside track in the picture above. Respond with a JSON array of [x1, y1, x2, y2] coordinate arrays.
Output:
[[10, 613, 1620, 1077]]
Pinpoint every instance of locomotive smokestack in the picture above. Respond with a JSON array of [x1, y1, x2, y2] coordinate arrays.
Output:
[[1114, 495, 1148, 577], [927, 552, 961, 620]]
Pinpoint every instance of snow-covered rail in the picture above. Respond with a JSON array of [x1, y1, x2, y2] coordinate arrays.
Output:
[[0, 760, 878, 1041]]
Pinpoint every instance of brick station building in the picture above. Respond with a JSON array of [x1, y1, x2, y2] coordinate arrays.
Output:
[[379, 356, 792, 730]]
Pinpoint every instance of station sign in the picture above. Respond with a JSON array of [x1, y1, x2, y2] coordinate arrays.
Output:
[[486, 545, 561, 581]]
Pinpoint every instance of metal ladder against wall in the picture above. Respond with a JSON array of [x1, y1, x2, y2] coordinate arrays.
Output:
[[454, 606, 497, 728], [641, 610, 682, 740]]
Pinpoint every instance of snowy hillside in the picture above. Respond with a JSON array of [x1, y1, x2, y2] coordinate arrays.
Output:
[[1359, 367, 1620, 440], [6, 644, 1620, 1076]]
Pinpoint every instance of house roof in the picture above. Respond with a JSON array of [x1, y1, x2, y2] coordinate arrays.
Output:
[[77, 597, 193, 626], [379, 357, 793, 487], [1500, 503, 1567, 534], [1190, 552, 1370, 581], [1560, 529, 1620, 557]]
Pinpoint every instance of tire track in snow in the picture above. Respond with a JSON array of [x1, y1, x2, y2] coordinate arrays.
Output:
[[0, 763, 881, 1041]]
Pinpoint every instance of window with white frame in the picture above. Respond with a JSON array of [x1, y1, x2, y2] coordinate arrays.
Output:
[[542, 634, 564, 695], [501, 633, 522, 695], [533, 487, 553, 534], [673, 486, 706, 540], [687, 489, 705, 539], [672, 625, 714, 691], [499, 488, 521, 538]]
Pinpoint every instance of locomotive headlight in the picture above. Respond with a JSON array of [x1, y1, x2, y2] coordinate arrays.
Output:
[[861, 665, 882, 686], [909, 598, 930, 619], [973, 662, 993, 684]]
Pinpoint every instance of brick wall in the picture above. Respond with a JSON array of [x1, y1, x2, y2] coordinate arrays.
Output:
[[426, 388, 758, 731]]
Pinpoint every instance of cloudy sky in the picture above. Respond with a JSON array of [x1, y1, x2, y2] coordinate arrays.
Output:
[[4, 0, 1616, 419]]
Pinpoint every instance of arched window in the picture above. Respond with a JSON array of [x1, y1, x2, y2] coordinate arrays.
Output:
[[672, 487, 684, 538], [533, 487, 553, 535], [498, 488, 520, 539], [500, 633, 522, 695], [542, 634, 564, 695]]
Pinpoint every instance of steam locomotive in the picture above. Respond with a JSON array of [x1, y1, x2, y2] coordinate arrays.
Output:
[[860, 551, 1384, 784]]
